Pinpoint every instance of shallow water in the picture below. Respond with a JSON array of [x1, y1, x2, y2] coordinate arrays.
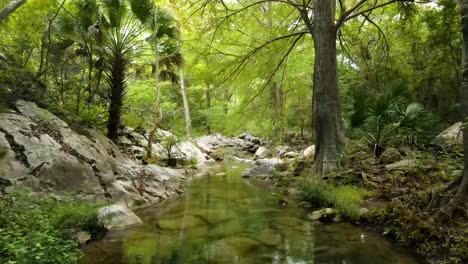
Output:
[[81, 162, 422, 264]]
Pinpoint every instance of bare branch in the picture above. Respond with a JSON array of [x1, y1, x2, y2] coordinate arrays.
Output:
[[344, 0, 401, 23], [246, 33, 305, 106], [335, 0, 367, 30]]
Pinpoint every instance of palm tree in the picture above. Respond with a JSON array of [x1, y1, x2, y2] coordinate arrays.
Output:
[[99, 0, 156, 141], [60, 0, 157, 141]]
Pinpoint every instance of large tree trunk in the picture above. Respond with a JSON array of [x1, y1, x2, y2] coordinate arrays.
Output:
[[428, 0, 468, 220], [179, 64, 192, 137], [107, 51, 126, 142], [310, 0, 345, 178], [0, 0, 27, 22]]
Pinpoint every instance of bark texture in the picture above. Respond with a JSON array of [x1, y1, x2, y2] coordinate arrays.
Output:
[[0, 0, 27, 22], [310, 0, 345, 178], [106, 51, 126, 142]]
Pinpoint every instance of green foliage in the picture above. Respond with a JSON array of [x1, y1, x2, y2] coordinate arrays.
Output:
[[0, 192, 105, 264], [345, 82, 435, 156], [299, 180, 371, 220], [161, 135, 180, 166], [370, 200, 467, 264]]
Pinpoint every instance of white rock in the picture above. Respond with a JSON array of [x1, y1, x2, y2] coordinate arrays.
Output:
[[302, 145, 316, 160], [98, 204, 143, 229], [283, 151, 299, 158], [254, 146, 270, 159], [435, 122, 462, 145], [117, 136, 132, 145]]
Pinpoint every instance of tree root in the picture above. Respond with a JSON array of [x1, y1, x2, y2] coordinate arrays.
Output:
[[427, 173, 468, 222]]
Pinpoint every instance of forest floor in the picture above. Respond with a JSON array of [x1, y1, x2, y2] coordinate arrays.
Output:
[[279, 139, 467, 264]]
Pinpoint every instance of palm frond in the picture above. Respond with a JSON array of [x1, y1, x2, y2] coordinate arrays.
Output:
[[102, 0, 127, 28], [159, 70, 179, 84], [158, 52, 183, 68], [129, 0, 153, 24], [75, 0, 99, 30], [398, 102, 425, 128]]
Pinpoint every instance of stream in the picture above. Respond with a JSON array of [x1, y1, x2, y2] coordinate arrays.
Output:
[[81, 161, 423, 264]]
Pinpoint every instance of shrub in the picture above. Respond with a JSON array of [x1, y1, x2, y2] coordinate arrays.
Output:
[[298, 180, 371, 220], [0, 192, 105, 264]]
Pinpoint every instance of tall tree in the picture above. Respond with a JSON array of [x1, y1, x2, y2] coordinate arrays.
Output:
[[0, 0, 27, 23], [199, 0, 412, 177]]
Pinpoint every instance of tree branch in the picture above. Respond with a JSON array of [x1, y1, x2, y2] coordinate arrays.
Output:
[[0, 0, 27, 22], [246, 33, 305, 106], [344, 0, 402, 23], [335, 0, 368, 30]]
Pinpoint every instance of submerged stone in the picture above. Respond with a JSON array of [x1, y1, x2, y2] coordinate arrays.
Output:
[[272, 216, 304, 227], [203, 236, 262, 262], [157, 215, 206, 230], [188, 208, 231, 225], [255, 229, 282, 246]]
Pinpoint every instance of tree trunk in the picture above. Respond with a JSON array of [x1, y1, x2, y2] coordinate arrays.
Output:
[[428, 0, 468, 220], [205, 85, 212, 134], [179, 64, 192, 137], [107, 51, 126, 142], [0, 0, 27, 22], [147, 43, 162, 159], [310, 0, 345, 178]]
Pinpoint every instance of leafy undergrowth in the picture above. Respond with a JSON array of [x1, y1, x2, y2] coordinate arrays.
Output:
[[0, 192, 106, 264], [299, 180, 372, 220], [333, 140, 468, 264]]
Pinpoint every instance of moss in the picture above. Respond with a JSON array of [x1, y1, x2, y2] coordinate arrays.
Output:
[[298, 180, 371, 220]]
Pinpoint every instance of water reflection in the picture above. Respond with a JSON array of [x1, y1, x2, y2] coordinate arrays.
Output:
[[81, 162, 422, 264]]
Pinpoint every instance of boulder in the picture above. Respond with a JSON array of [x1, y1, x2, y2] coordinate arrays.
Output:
[[242, 158, 287, 179], [242, 164, 276, 179], [385, 159, 418, 170], [117, 136, 132, 146], [254, 146, 270, 159], [98, 204, 143, 229], [0, 101, 187, 205], [302, 145, 316, 160], [379, 148, 402, 164], [435, 122, 462, 145], [254, 158, 287, 171]]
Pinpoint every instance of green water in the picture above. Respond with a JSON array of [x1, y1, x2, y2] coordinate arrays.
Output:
[[81, 162, 422, 264]]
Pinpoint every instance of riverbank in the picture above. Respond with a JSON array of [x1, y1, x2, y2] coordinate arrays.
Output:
[[274, 139, 467, 264]]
